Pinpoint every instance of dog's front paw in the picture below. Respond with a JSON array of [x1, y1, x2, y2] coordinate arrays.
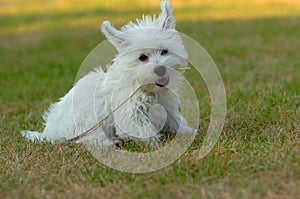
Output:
[[177, 126, 198, 135]]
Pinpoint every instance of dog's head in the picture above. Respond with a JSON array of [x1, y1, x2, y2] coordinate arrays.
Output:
[[101, 1, 188, 92]]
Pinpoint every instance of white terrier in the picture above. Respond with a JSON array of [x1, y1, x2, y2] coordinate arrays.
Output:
[[22, 1, 194, 146]]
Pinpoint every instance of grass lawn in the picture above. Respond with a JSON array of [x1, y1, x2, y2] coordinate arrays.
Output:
[[0, 0, 299, 198]]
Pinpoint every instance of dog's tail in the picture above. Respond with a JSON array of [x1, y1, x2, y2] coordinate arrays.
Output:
[[21, 130, 47, 142]]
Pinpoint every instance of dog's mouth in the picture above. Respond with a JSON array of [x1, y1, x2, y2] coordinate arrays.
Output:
[[155, 76, 169, 87]]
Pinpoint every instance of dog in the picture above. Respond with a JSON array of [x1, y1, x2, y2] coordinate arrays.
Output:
[[21, 0, 195, 147]]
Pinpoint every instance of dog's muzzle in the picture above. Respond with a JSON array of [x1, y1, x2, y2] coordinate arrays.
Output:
[[154, 65, 169, 87], [155, 76, 169, 87]]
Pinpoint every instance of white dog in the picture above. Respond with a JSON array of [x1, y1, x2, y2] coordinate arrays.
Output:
[[22, 1, 194, 146]]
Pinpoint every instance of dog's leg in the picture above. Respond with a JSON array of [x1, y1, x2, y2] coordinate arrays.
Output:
[[176, 115, 197, 135], [158, 93, 197, 135]]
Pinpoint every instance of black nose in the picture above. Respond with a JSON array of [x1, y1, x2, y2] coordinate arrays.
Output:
[[154, 65, 166, 77]]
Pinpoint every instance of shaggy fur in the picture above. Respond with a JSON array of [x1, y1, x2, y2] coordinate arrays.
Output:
[[21, 1, 194, 146]]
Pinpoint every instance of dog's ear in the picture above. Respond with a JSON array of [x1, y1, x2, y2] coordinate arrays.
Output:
[[101, 21, 128, 51], [159, 1, 176, 29]]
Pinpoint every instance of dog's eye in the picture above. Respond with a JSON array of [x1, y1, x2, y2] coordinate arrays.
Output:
[[139, 54, 149, 62], [161, 49, 168, 56]]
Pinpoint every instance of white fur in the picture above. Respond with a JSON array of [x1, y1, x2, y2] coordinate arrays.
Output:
[[21, 1, 194, 146]]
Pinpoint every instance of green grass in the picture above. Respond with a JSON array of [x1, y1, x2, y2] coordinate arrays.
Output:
[[1, 0, 300, 198]]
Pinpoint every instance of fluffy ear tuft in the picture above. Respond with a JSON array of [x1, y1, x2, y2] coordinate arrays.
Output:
[[101, 21, 128, 51], [160, 0, 176, 29]]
